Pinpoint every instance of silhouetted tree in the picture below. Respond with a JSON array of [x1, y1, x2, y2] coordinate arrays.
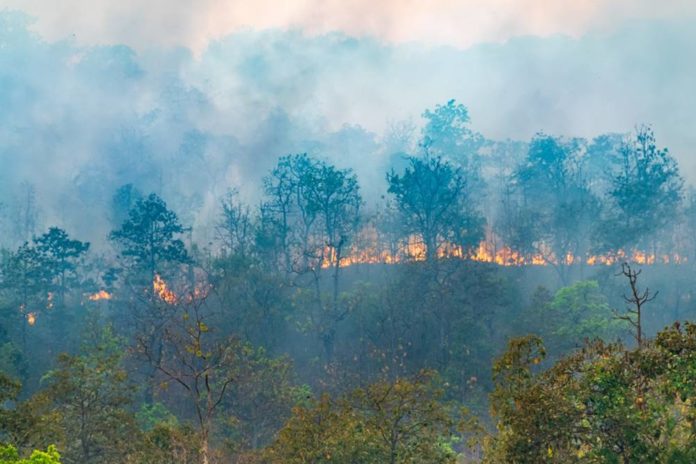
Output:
[[600, 126, 683, 253], [507, 134, 600, 282], [109, 193, 190, 285], [422, 100, 484, 175], [261, 154, 362, 362], [215, 189, 254, 258], [33, 228, 89, 308], [387, 155, 483, 263]]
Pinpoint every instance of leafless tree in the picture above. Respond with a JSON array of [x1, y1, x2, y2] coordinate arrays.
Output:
[[615, 262, 658, 348]]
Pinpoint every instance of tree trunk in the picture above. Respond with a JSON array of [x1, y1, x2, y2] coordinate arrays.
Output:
[[200, 434, 210, 464]]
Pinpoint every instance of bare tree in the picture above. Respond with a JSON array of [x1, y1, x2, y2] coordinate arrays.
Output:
[[615, 262, 658, 348]]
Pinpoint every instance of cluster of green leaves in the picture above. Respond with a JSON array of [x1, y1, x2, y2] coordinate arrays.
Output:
[[524, 280, 625, 354], [0, 445, 60, 464], [484, 323, 696, 463]]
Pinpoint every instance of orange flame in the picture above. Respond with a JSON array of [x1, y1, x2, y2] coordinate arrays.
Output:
[[89, 290, 112, 301], [26, 312, 36, 326], [320, 228, 688, 269], [154, 274, 177, 304]]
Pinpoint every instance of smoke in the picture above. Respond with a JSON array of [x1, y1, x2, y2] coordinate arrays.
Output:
[[5, 0, 696, 52], [0, 9, 695, 249]]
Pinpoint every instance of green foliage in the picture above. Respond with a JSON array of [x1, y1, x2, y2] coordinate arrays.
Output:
[[135, 423, 201, 464], [0, 444, 60, 464], [42, 325, 138, 464], [525, 281, 624, 352], [266, 371, 458, 464], [222, 347, 299, 451], [485, 323, 696, 463], [136, 403, 179, 432], [0, 373, 59, 456]]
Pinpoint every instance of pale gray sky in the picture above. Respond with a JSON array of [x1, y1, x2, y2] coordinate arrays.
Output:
[[3, 0, 695, 53]]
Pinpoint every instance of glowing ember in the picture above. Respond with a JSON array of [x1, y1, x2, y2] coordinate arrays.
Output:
[[88, 290, 112, 301], [154, 274, 177, 304], [26, 312, 36, 326]]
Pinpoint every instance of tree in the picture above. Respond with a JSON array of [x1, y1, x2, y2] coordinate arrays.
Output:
[[221, 348, 300, 453], [600, 126, 683, 254], [259, 154, 314, 274], [0, 244, 49, 350], [0, 228, 89, 354], [350, 371, 457, 464], [43, 325, 139, 464], [261, 154, 362, 362], [304, 159, 362, 362], [421, 100, 484, 175], [506, 134, 600, 282], [387, 155, 484, 263], [583, 133, 624, 196], [215, 189, 254, 258], [266, 371, 457, 464], [137, 290, 239, 464], [109, 194, 191, 404], [0, 373, 59, 457], [33, 228, 89, 308], [524, 280, 623, 354], [615, 263, 658, 348], [260, 153, 361, 273], [265, 393, 370, 463], [109, 193, 190, 285], [484, 323, 696, 462]]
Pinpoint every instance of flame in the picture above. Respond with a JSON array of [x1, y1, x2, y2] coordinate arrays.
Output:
[[26, 312, 36, 326], [88, 290, 112, 301], [154, 274, 177, 304], [319, 227, 688, 269]]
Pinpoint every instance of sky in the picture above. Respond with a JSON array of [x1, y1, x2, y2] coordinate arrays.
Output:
[[4, 0, 696, 52], [0, 1, 695, 244]]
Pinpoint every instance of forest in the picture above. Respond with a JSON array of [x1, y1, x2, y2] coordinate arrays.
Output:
[[2, 3, 696, 460], [2, 89, 696, 464]]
